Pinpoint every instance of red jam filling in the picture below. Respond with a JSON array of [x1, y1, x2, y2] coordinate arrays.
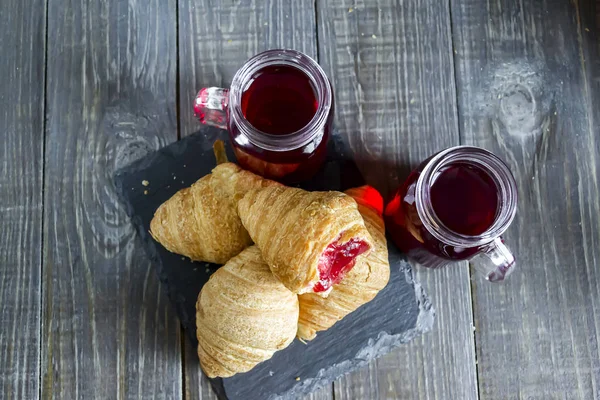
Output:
[[312, 238, 371, 293]]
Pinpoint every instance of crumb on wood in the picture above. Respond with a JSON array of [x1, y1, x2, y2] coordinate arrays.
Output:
[[142, 180, 149, 186]]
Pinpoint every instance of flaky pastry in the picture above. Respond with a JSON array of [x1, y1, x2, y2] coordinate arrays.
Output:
[[196, 246, 299, 378], [238, 186, 373, 294], [297, 186, 390, 341]]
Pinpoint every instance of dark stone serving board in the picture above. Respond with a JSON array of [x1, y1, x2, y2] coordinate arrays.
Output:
[[114, 126, 435, 400]]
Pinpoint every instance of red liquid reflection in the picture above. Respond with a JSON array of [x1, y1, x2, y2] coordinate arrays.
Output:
[[385, 162, 500, 268]]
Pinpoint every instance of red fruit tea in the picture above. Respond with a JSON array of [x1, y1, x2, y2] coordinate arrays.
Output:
[[385, 161, 501, 268], [430, 163, 499, 236], [241, 65, 318, 135]]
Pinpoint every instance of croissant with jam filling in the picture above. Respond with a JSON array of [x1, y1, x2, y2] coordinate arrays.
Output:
[[297, 186, 390, 341], [196, 246, 299, 378], [237, 186, 373, 294], [150, 161, 278, 264]]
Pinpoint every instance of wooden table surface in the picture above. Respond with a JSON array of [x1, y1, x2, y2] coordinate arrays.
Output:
[[2, 0, 599, 399]]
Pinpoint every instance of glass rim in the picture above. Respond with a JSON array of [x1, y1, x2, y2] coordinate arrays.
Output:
[[415, 145, 518, 247], [228, 49, 332, 152]]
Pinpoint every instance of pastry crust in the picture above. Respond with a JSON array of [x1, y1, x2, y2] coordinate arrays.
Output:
[[297, 186, 390, 341], [237, 186, 374, 294], [150, 163, 278, 264], [196, 246, 299, 378]]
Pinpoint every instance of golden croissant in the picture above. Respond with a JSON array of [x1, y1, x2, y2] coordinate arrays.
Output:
[[237, 186, 374, 294], [150, 162, 278, 264], [297, 186, 390, 341], [196, 246, 299, 378]]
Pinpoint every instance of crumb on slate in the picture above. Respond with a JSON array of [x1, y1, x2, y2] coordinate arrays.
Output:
[[142, 180, 149, 186], [295, 377, 300, 381], [348, 7, 353, 12], [269, 371, 274, 377], [372, 34, 377, 39], [144, 190, 148, 195]]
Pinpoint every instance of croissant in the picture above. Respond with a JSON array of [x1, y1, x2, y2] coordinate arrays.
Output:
[[297, 186, 390, 341], [150, 162, 278, 264], [237, 186, 373, 294], [196, 246, 299, 378]]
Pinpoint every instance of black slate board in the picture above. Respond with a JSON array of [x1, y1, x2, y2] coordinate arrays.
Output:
[[114, 126, 435, 400]]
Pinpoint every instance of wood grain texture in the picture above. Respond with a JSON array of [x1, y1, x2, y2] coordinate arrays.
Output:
[[451, 0, 600, 398], [316, 1, 478, 399], [178, 0, 319, 138], [0, 0, 46, 399], [177, 1, 332, 399], [42, 0, 182, 398]]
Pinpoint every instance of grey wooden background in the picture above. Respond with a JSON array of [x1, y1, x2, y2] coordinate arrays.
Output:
[[1, 0, 599, 399]]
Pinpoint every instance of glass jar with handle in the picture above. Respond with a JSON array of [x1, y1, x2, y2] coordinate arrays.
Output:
[[194, 49, 334, 183], [385, 146, 518, 282]]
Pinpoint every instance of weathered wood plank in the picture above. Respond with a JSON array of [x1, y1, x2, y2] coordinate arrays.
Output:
[[316, 1, 478, 399], [42, 0, 182, 398], [0, 0, 46, 398], [177, 1, 331, 399], [451, 0, 600, 398], [178, 0, 320, 138]]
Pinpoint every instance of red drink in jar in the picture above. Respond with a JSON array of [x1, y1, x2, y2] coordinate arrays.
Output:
[[194, 50, 333, 183], [385, 146, 518, 282]]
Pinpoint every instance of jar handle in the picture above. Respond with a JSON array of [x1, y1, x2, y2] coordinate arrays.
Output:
[[194, 87, 229, 130], [471, 237, 516, 282]]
